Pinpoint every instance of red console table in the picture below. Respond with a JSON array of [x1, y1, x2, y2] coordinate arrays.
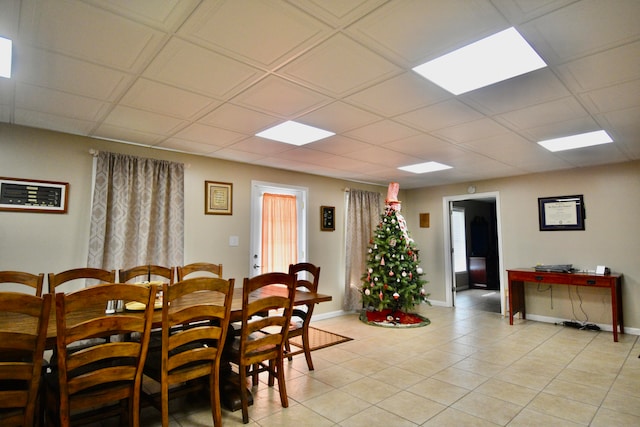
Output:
[[507, 268, 623, 342]]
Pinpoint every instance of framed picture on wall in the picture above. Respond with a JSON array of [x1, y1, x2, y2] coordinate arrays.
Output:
[[0, 177, 69, 213], [321, 205, 335, 231], [205, 181, 232, 215], [538, 195, 585, 231]]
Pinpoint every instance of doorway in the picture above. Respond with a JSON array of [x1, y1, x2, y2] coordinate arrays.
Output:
[[250, 181, 307, 277], [443, 192, 504, 314]]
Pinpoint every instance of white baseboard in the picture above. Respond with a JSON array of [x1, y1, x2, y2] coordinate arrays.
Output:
[[523, 313, 640, 336]]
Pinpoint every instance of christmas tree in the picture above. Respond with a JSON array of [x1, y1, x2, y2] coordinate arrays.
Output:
[[361, 183, 429, 315]]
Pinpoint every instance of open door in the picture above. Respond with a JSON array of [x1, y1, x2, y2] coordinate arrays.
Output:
[[250, 181, 307, 276], [443, 192, 504, 314]]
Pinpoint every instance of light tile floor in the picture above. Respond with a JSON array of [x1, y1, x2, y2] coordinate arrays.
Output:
[[131, 303, 639, 426]]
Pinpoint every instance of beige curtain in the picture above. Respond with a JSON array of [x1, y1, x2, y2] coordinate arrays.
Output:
[[261, 193, 298, 273], [344, 189, 381, 311], [87, 151, 184, 271]]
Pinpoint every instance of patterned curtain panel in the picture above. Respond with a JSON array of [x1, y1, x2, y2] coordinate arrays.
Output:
[[344, 189, 381, 311], [87, 151, 184, 271]]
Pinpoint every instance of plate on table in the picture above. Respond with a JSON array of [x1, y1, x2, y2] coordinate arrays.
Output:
[[125, 300, 163, 311], [133, 280, 164, 287]]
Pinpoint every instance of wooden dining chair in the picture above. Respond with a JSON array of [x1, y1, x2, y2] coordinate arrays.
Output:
[[44, 283, 156, 427], [119, 265, 174, 284], [176, 262, 223, 281], [142, 277, 234, 427], [285, 262, 321, 370], [48, 267, 116, 294], [228, 272, 296, 424], [0, 292, 52, 427], [0, 271, 45, 296]]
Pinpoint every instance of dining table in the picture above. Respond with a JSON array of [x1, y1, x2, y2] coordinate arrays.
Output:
[[0, 283, 332, 412]]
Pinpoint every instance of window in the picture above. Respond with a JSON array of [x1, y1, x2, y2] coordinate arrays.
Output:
[[451, 207, 467, 273]]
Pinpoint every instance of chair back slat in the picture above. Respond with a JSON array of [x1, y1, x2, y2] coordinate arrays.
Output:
[[48, 268, 115, 294], [0, 292, 51, 427], [141, 276, 234, 427], [119, 265, 174, 284], [48, 283, 155, 426], [0, 271, 45, 296], [176, 262, 223, 281]]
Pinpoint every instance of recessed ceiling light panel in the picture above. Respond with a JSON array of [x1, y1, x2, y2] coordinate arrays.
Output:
[[398, 161, 452, 174], [0, 37, 12, 78], [256, 120, 335, 146], [537, 130, 613, 152], [412, 27, 546, 95]]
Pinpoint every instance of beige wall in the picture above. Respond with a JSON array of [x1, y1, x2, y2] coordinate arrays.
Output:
[[0, 124, 384, 314], [405, 161, 640, 331], [1, 123, 639, 332]]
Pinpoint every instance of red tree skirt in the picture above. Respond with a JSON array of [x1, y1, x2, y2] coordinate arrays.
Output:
[[360, 309, 430, 328]]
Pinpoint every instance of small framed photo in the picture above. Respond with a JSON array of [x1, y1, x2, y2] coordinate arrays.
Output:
[[321, 205, 335, 231], [538, 195, 585, 231], [205, 181, 232, 215], [0, 177, 69, 213]]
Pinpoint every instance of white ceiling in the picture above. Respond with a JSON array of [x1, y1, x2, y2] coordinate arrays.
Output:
[[1, 0, 638, 188]]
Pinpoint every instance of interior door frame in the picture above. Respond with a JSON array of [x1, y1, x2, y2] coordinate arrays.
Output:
[[250, 180, 308, 277], [442, 191, 505, 314]]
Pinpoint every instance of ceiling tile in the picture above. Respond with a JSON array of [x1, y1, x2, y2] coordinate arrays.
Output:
[[298, 101, 380, 133], [172, 123, 246, 147], [291, 0, 387, 26], [15, 83, 110, 121], [344, 119, 421, 145], [101, 105, 187, 135], [555, 41, 640, 93], [279, 33, 402, 97], [395, 99, 483, 132], [144, 38, 265, 99], [15, 47, 133, 101], [232, 75, 332, 117], [120, 78, 220, 119], [179, 0, 331, 68], [345, 72, 451, 116], [347, 0, 507, 65], [580, 80, 640, 114], [228, 136, 296, 156], [431, 118, 510, 144], [462, 69, 570, 115], [92, 123, 164, 145], [496, 97, 589, 131], [521, 0, 640, 63], [199, 104, 281, 134], [305, 135, 373, 155], [20, 0, 166, 71]]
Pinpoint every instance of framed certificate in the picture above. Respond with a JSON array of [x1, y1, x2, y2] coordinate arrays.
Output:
[[538, 195, 585, 231], [205, 181, 232, 215]]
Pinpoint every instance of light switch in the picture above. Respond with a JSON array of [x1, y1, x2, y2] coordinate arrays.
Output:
[[229, 235, 239, 247]]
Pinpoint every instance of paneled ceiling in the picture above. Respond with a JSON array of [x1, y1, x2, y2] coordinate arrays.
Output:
[[1, 0, 638, 188]]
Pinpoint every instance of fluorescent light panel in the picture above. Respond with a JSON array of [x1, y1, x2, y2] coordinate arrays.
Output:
[[413, 27, 546, 95], [538, 130, 613, 152], [0, 37, 12, 78], [256, 120, 335, 146], [399, 161, 452, 174]]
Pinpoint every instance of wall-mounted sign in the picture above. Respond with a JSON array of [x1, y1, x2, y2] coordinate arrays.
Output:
[[0, 177, 69, 213]]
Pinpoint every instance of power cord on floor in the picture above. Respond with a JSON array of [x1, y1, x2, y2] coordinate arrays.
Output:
[[555, 320, 600, 331]]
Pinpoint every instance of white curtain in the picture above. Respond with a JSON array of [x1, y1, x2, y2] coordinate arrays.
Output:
[[344, 189, 381, 311], [87, 152, 184, 270]]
